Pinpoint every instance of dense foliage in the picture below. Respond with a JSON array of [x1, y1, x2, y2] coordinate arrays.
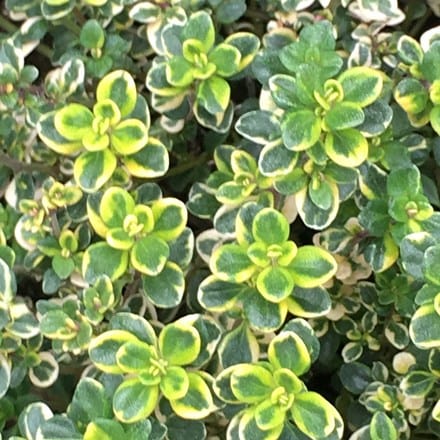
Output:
[[0, 0, 440, 439]]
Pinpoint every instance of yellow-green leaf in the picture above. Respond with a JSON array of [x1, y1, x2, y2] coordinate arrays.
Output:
[[96, 70, 137, 117], [289, 246, 337, 288]]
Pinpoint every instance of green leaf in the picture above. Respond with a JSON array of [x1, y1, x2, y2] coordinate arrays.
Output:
[[67, 378, 112, 428], [299, 20, 336, 50], [323, 102, 365, 131], [169, 372, 215, 419], [39, 415, 81, 438], [358, 99, 393, 137], [106, 229, 133, 252], [113, 379, 159, 423], [248, 241, 271, 267], [214, 366, 242, 404], [0, 257, 16, 302], [82, 242, 128, 283], [146, 63, 187, 97], [235, 110, 281, 145], [385, 320, 410, 349], [370, 412, 398, 440], [281, 110, 321, 151], [431, 105, 440, 135], [96, 70, 137, 117], [243, 288, 288, 332], [152, 198, 187, 242], [197, 76, 230, 115], [182, 11, 215, 53], [84, 420, 126, 440], [182, 315, 222, 368], [214, 0, 246, 24], [82, 131, 109, 152], [410, 304, 440, 349], [387, 165, 420, 198], [269, 74, 300, 110], [397, 35, 423, 65], [40, 310, 76, 340], [208, 43, 241, 77], [80, 19, 105, 49], [116, 339, 156, 373], [52, 255, 75, 279], [197, 275, 243, 312], [142, 261, 184, 308], [73, 149, 117, 193], [218, 322, 259, 368], [54, 104, 93, 141], [99, 186, 135, 229], [282, 318, 320, 363], [259, 142, 299, 177], [216, 181, 254, 205], [308, 177, 334, 211], [165, 417, 205, 440], [423, 244, 440, 286], [88, 329, 139, 373], [109, 312, 157, 346], [238, 408, 284, 440], [160, 366, 189, 400], [252, 208, 290, 245], [210, 244, 256, 282], [324, 129, 368, 167], [19, 402, 53, 440], [338, 66, 383, 107], [256, 267, 294, 303], [166, 56, 194, 88], [254, 399, 287, 431], [400, 370, 436, 398], [291, 392, 337, 439], [268, 332, 311, 376], [129, 2, 160, 23], [123, 137, 169, 178], [394, 78, 429, 114], [236, 202, 267, 246], [364, 233, 399, 273], [193, 99, 234, 133], [230, 364, 273, 403], [223, 31, 260, 70], [338, 362, 372, 394], [342, 342, 364, 363], [159, 322, 201, 366], [111, 119, 149, 155], [131, 235, 169, 276], [421, 42, 440, 82], [289, 246, 336, 288], [37, 112, 83, 155], [0, 353, 10, 399]]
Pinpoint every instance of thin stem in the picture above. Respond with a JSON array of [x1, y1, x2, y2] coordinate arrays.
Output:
[[159, 151, 211, 179], [0, 14, 17, 34], [0, 15, 53, 59], [0, 152, 58, 176], [409, 9, 432, 38], [61, 17, 82, 36]]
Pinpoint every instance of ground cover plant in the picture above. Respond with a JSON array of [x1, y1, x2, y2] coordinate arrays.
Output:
[[0, 0, 440, 438]]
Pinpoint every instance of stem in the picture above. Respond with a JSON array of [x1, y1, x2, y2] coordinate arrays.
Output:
[[0, 152, 58, 176], [0, 15, 53, 59], [50, 211, 60, 237], [61, 17, 82, 36], [72, 6, 86, 26], [0, 14, 17, 34], [159, 151, 211, 179], [409, 9, 432, 38]]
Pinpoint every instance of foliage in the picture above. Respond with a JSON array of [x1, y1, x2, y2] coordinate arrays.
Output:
[[0, 1, 440, 439]]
